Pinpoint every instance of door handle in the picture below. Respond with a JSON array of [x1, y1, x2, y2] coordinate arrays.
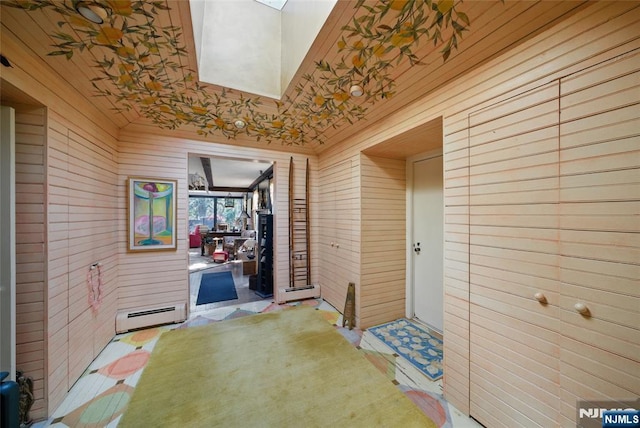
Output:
[[413, 242, 421, 254]]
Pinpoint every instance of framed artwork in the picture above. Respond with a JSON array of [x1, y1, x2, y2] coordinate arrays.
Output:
[[127, 177, 177, 252]]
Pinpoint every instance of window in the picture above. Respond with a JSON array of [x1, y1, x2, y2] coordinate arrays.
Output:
[[189, 196, 242, 232]]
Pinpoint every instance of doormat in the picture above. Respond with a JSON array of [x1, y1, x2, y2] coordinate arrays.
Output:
[[367, 318, 443, 381], [196, 271, 238, 305]]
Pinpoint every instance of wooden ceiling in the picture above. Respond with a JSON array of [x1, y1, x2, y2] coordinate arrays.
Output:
[[363, 116, 442, 160], [0, 0, 589, 154]]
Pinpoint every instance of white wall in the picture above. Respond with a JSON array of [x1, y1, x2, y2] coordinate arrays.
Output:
[[281, 0, 336, 92], [191, 0, 336, 99], [198, 0, 282, 98]]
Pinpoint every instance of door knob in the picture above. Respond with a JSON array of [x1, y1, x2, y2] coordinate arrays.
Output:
[[534, 292, 547, 304], [574, 302, 590, 316]]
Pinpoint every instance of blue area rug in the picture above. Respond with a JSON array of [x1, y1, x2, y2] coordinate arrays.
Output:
[[367, 318, 443, 381], [196, 271, 238, 305]]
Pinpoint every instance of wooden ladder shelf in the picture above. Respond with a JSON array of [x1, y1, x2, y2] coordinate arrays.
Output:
[[280, 157, 319, 303]]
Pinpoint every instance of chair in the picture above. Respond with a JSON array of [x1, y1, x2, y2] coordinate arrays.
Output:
[[212, 238, 228, 263], [241, 229, 256, 239], [232, 238, 248, 259], [238, 239, 256, 257], [196, 225, 212, 255], [189, 225, 202, 248], [198, 225, 210, 240], [223, 236, 236, 259]]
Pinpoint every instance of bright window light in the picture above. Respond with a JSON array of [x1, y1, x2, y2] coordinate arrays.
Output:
[[255, 0, 287, 11]]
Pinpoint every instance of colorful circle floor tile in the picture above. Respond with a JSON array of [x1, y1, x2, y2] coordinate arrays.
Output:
[[56, 383, 133, 428]]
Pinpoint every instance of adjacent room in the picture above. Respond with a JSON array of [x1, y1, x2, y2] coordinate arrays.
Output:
[[186, 155, 274, 312], [1, 0, 638, 427]]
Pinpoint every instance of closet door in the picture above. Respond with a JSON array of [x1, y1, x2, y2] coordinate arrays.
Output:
[[558, 50, 640, 426], [318, 159, 354, 311], [468, 82, 561, 427]]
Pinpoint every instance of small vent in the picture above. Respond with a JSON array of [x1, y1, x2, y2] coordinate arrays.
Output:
[[276, 284, 320, 304], [116, 303, 186, 333], [127, 306, 175, 318], [284, 285, 315, 292]]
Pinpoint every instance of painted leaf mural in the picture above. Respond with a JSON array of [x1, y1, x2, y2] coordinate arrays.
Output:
[[7, 0, 473, 145]]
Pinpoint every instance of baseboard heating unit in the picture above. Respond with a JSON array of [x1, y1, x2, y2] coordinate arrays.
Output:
[[115, 303, 187, 333], [277, 284, 320, 304]]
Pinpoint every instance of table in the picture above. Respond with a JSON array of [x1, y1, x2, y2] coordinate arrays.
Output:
[[237, 251, 257, 275], [200, 231, 241, 256]]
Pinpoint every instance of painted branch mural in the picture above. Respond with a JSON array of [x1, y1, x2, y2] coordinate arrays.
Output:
[[7, 0, 472, 145]]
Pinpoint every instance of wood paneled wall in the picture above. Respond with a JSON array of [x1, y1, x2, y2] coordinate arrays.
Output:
[[3, 97, 120, 418], [359, 154, 406, 328], [318, 156, 359, 317], [319, 1, 639, 418], [3, 15, 122, 416], [14, 104, 46, 420], [46, 111, 120, 411], [116, 130, 190, 311], [442, 115, 471, 414], [557, 49, 639, 426], [117, 126, 319, 312], [459, 46, 640, 428], [467, 81, 562, 427]]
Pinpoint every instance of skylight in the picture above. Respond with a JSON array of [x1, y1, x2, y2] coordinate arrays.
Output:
[[190, 0, 335, 99], [255, 0, 288, 11]]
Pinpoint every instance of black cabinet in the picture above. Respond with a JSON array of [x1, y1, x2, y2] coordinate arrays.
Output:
[[256, 214, 273, 298]]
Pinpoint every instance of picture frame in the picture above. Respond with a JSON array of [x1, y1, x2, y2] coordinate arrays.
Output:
[[127, 177, 177, 252]]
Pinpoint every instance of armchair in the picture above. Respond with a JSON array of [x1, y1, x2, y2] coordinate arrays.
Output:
[[241, 229, 256, 239], [223, 236, 236, 259], [189, 225, 202, 248]]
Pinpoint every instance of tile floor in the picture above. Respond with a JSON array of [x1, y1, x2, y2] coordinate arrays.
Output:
[[187, 248, 220, 272], [32, 296, 481, 427], [188, 249, 267, 313], [32, 249, 480, 427]]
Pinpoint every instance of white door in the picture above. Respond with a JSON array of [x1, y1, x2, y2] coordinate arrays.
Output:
[[412, 155, 444, 332]]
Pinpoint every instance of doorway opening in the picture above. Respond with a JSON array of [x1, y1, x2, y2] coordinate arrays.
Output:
[[360, 116, 445, 393], [1, 79, 47, 418], [360, 117, 444, 328], [186, 154, 274, 314]]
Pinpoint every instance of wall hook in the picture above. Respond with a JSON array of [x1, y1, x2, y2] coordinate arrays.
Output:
[[1, 54, 13, 68]]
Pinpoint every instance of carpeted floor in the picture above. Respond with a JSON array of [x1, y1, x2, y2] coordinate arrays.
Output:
[[34, 299, 480, 428], [118, 306, 437, 427]]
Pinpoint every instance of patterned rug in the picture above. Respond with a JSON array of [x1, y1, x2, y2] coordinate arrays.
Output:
[[367, 318, 443, 381]]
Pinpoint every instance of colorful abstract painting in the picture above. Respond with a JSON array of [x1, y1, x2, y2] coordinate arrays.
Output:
[[127, 177, 177, 252]]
